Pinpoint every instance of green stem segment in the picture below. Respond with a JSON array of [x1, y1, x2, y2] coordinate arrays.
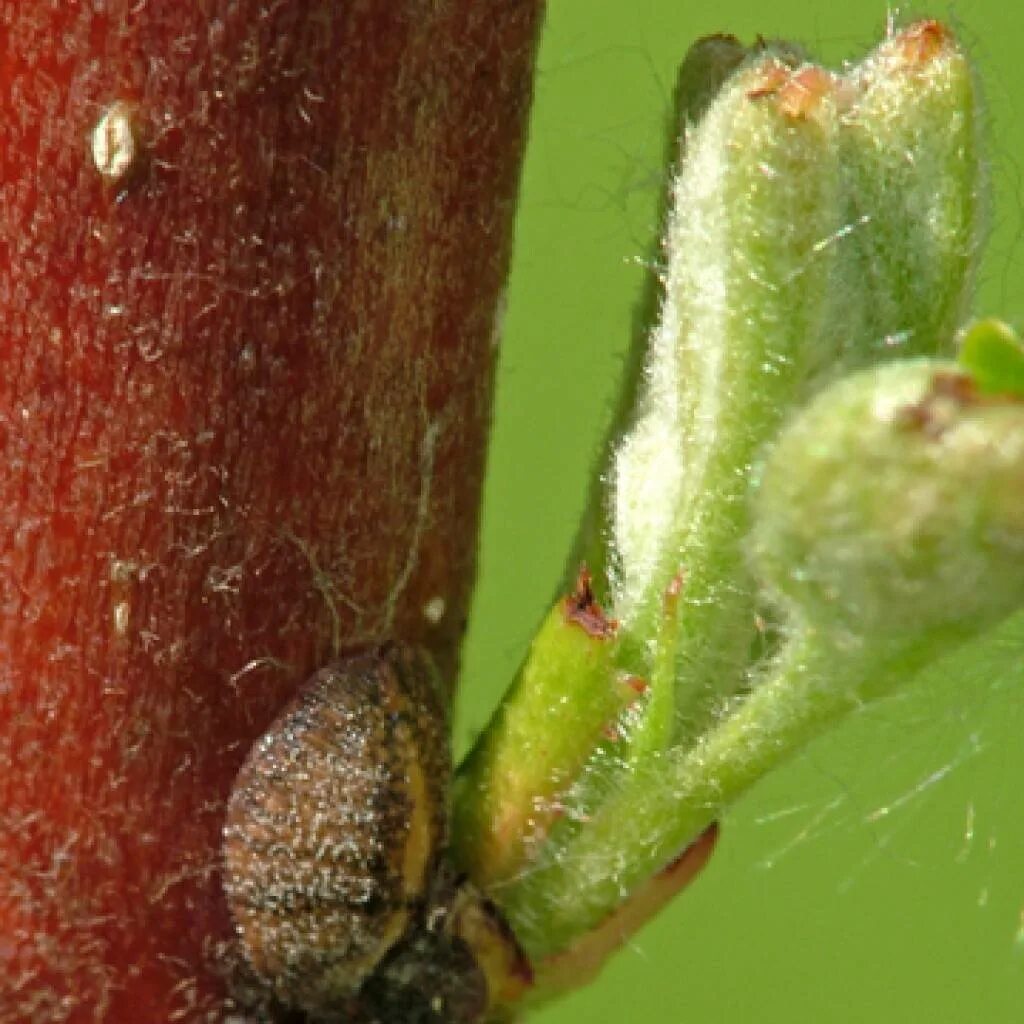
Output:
[[498, 617, 987, 956], [453, 569, 635, 889], [499, 632, 854, 955]]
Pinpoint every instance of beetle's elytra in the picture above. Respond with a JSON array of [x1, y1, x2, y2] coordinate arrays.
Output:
[[222, 648, 448, 1017]]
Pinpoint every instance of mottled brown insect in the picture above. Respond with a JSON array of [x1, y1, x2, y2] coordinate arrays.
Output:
[[222, 648, 529, 1022]]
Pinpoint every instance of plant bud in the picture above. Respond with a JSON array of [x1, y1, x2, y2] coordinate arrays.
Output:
[[612, 52, 845, 649], [751, 359, 1024, 638], [839, 20, 982, 360]]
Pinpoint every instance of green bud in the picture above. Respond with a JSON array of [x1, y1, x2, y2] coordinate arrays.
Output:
[[611, 56, 845, 639], [751, 359, 1024, 640], [453, 20, 1000, 993], [838, 20, 982, 360], [503, 355, 1024, 959]]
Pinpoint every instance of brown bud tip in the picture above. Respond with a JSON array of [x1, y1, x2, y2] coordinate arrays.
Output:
[[892, 19, 955, 67], [746, 60, 835, 120]]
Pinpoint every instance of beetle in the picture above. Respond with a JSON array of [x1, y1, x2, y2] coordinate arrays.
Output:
[[222, 647, 529, 1022]]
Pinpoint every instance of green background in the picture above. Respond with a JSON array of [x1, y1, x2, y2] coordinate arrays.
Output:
[[457, 3, 1024, 1022]]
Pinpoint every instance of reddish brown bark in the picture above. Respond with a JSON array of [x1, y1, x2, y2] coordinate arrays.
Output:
[[0, 2, 542, 1020]]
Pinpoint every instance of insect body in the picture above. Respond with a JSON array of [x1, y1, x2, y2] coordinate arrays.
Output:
[[222, 648, 529, 1022]]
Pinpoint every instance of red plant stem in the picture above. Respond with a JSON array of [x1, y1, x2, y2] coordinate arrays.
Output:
[[0, 3, 542, 1019]]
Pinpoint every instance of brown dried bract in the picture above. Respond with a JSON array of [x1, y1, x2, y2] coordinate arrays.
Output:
[[893, 19, 953, 67], [747, 61, 834, 120], [745, 60, 790, 101], [897, 370, 983, 438], [533, 823, 720, 998], [562, 565, 617, 639]]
